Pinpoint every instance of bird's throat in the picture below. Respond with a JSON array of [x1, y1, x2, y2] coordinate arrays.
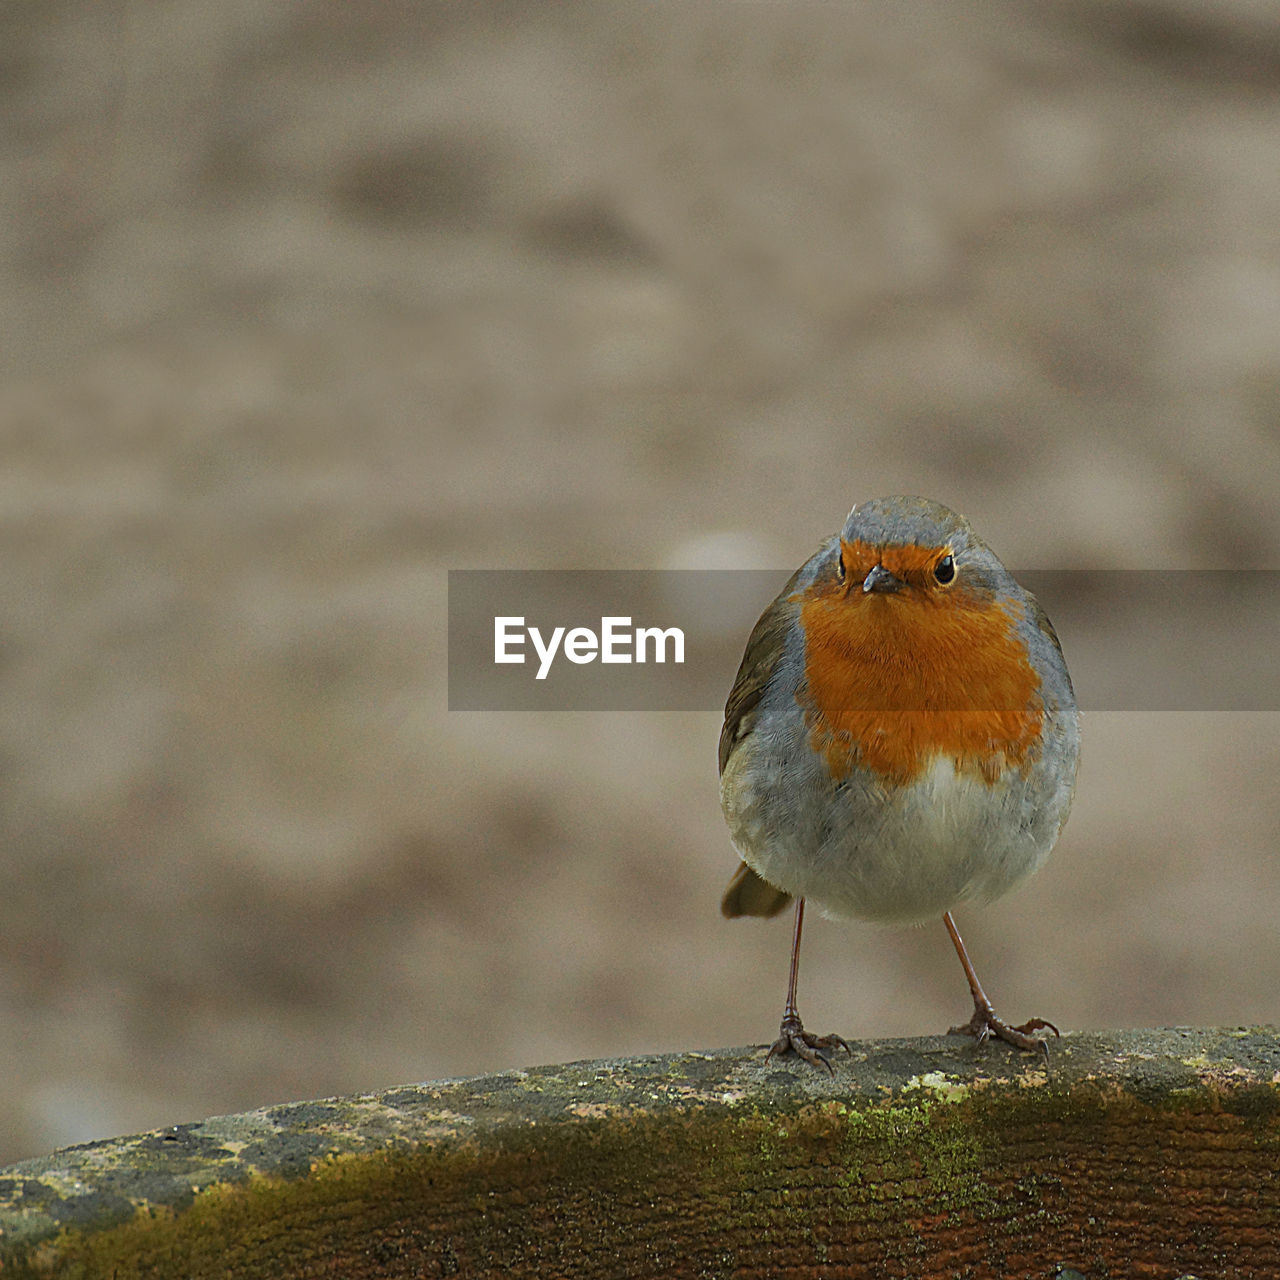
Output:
[[796, 583, 1043, 785]]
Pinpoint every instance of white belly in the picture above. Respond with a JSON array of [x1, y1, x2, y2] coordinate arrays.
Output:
[[724, 753, 1057, 925]]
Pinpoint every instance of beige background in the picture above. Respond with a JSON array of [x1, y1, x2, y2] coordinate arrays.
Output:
[[2, 0, 1279, 1163]]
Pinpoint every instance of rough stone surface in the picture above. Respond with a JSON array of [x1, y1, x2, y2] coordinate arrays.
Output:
[[0, 1027, 1276, 1277]]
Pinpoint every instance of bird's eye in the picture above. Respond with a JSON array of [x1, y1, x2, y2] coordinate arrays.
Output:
[[835, 552, 846, 582], [933, 554, 956, 585]]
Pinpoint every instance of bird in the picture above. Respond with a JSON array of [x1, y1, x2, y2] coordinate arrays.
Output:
[[718, 496, 1079, 1068]]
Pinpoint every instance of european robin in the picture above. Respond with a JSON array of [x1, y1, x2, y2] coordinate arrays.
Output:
[[719, 496, 1079, 1067]]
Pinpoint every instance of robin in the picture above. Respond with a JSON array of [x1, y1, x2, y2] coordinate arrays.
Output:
[[719, 496, 1079, 1067]]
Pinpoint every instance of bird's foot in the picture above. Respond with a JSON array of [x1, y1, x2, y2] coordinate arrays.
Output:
[[766, 1012, 850, 1074], [949, 998, 1059, 1059]]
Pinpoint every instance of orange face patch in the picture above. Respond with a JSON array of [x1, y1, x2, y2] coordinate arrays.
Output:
[[840, 538, 951, 586], [798, 541, 1042, 785]]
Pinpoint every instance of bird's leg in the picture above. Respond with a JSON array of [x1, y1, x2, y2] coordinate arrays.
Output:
[[942, 911, 1058, 1057], [766, 897, 850, 1072]]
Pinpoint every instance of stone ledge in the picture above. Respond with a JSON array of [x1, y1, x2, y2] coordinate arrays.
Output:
[[0, 1026, 1276, 1278]]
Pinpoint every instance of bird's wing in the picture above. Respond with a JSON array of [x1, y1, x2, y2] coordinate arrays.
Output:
[[718, 563, 806, 777]]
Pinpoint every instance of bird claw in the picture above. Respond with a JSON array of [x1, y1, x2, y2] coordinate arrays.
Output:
[[766, 1014, 850, 1074], [949, 1000, 1059, 1058]]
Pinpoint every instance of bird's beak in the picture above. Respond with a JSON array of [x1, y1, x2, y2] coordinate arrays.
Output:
[[862, 563, 902, 594]]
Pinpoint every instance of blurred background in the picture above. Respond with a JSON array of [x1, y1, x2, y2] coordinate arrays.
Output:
[[2, 0, 1279, 1164]]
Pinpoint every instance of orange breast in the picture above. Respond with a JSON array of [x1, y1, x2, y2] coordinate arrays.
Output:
[[797, 574, 1042, 786]]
